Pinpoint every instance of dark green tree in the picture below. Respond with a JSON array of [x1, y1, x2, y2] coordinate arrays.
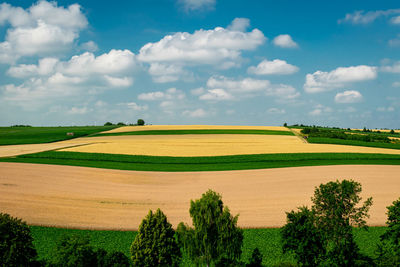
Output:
[[176, 190, 243, 266], [104, 122, 113, 126], [0, 213, 38, 267], [130, 209, 181, 267], [52, 235, 98, 267], [376, 198, 400, 266], [281, 207, 324, 266], [137, 119, 145, 126], [246, 247, 263, 267], [281, 180, 373, 266]]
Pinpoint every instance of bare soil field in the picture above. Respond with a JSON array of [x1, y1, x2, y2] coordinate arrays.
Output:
[[1, 162, 398, 230], [102, 125, 290, 133], [60, 134, 400, 157]]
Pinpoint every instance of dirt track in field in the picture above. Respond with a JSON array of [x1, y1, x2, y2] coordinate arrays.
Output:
[[1, 162, 399, 230]]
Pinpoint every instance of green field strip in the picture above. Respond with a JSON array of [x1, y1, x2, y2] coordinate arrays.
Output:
[[308, 137, 400, 150], [1, 151, 400, 172], [30, 226, 386, 266], [93, 129, 294, 137], [0, 126, 119, 146]]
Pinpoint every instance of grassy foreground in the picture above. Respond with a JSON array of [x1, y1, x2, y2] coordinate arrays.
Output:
[[0, 126, 118, 145], [93, 129, 294, 137], [2, 151, 400, 171], [30, 226, 386, 266]]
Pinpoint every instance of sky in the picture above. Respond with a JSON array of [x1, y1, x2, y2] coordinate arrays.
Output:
[[0, 0, 399, 128]]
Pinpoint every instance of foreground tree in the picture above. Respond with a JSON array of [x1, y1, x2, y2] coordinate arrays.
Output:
[[176, 190, 243, 266], [376, 198, 400, 266], [0, 213, 38, 266], [130, 209, 181, 267], [281, 180, 373, 266]]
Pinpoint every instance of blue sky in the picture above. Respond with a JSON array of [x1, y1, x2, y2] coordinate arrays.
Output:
[[0, 0, 399, 128]]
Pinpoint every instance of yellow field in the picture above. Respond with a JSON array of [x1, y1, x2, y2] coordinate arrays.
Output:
[[102, 125, 290, 133], [60, 134, 400, 156]]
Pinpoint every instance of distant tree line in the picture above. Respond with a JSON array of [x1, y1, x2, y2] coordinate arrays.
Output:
[[104, 119, 145, 127], [1, 180, 400, 266]]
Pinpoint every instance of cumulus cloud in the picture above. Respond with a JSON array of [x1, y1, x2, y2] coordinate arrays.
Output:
[[393, 82, 400, 87], [119, 102, 148, 111], [0, 1, 88, 63], [377, 106, 395, 112], [304, 65, 377, 93], [267, 108, 286, 114], [138, 87, 185, 102], [178, 0, 216, 12], [148, 63, 190, 83], [248, 59, 299, 75], [227, 18, 250, 32], [200, 75, 300, 101], [392, 16, 400, 24], [335, 90, 363, 103], [381, 61, 400, 73], [80, 41, 98, 52], [199, 88, 233, 101], [272, 34, 298, 48], [338, 9, 400, 24], [137, 19, 266, 68], [309, 104, 333, 116], [2, 49, 136, 108], [67, 106, 89, 114], [182, 108, 208, 118]]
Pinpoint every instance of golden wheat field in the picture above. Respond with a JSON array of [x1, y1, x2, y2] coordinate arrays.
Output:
[[1, 162, 398, 229], [60, 134, 400, 156]]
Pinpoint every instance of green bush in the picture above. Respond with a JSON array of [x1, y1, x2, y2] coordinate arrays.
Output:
[[137, 119, 145, 126], [0, 213, 38, 266], [130, 209, 181, 267], [246, 247, 263, 267]]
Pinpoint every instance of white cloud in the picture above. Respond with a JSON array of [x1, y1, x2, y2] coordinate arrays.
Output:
[[138, 87, 185, 102], [248, 59, 299, 75], [393, 82, 400, 87], [267, 108, 286, 114], [104, 75, 133, 87], [0, 1, 88, 63], [137, 20, 266, 68], [389, 36, 400, 47], [7, 57, 59, 78], [191, 87, 205, 95], [81, 41, 98, 52], [120, 102, 148, 111], [199, 88, 233, 101], [207, 76, 270, 93], [266, 84, 300, 100], [68, 106, 88, 114], [227, 18, 250, 32], [381, 61, 400, 73], [182, 108, 208, 118], [309, 104, 333, 116], [148, 63, 188, 83], [335, 90, 363, 103], [392, 16, 400, 24], [339, 9, 400, 24], [178, 0, 216, 12], [304, 65, 377, 93], [272, 34, 298, 48]]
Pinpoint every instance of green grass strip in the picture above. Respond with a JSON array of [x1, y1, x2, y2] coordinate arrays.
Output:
[[1, 151, 400, 172], [30, 226, 386, 266], [0, 126, 118, 146], [308, 137, 400, 150], [93, 129, 294, 137]]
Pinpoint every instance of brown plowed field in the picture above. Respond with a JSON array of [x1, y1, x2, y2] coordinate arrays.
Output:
[[1, 162, 399, 230]]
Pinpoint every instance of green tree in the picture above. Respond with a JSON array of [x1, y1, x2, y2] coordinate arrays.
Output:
[[0, 213, 38, 267], [104, 122, 113, 126], [137, 119, 145, 126], [176, 190, 243, 266], [52, 235, 98, 267], [281, 207, 325, 266], [376, 198, 400, 266], [130, 209, 181, 267], [246, 247, 263, 267], [281, 180, 373, 266]]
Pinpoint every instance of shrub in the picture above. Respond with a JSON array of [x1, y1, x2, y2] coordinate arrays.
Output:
[[52, 235, 98, 266], [137, 119, 145, 126], [130, 209, 181, 267], [246, 247, 263, 267], [0, 213, 38, 266]]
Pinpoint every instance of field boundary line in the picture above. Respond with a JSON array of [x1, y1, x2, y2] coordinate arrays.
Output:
[[289, 128, 308, 143]]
